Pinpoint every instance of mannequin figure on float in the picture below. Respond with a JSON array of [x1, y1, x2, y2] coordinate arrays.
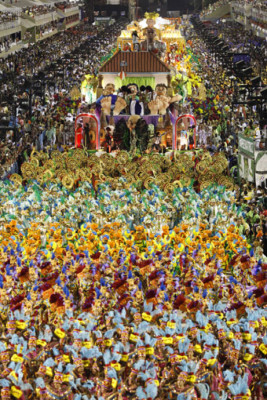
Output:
[[96, 83, 126, 116], [141, 12, 160, 52]]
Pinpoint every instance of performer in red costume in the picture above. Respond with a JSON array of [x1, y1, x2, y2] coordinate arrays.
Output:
[[75, 123, 83, 148]]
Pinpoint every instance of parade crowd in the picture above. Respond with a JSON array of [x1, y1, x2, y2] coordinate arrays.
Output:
[[0, 20, 126, 178], [0, 6, 266, 400], [22, 5, 56, 17], [0, 12, 19, 24]]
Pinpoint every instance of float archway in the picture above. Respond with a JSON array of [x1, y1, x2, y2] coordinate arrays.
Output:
[[172, 114, 197, 150], [75, 113, 100, 150]]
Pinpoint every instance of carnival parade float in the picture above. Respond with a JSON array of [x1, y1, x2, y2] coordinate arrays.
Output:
[[78, 13, 202, 153], [0, 12, 266, 400]]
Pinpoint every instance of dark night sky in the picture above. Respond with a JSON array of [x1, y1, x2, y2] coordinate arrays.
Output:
[[167, 0, 194, 11]]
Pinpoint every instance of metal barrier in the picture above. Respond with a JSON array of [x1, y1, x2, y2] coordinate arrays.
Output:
[[63, 7, 79, 15], [34, 12, 58, 22]]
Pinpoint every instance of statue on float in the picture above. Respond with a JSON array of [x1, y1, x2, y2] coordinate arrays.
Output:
[[81, 74, 98, 104], [96, 83, 127, 116], [148, 84, 182, 115], [171, 75, 188, 105], [113, 115, 149, 155], [141, 12, 166, 58], [127, 83, 144, 115]]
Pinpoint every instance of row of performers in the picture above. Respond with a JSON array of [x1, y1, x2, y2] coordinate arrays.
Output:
[[75, 117, 195, 153]]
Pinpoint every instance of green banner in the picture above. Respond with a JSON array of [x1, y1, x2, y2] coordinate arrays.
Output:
[[114, 76, 155, 90]]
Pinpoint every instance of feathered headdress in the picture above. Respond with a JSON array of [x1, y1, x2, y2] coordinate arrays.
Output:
[[144, 12, 159, 20]]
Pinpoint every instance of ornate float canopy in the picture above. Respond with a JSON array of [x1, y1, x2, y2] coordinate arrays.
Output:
[[117, 12, 185, 52]]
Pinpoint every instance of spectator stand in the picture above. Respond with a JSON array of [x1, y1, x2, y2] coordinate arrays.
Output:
[[0, 4, 22, 57]]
